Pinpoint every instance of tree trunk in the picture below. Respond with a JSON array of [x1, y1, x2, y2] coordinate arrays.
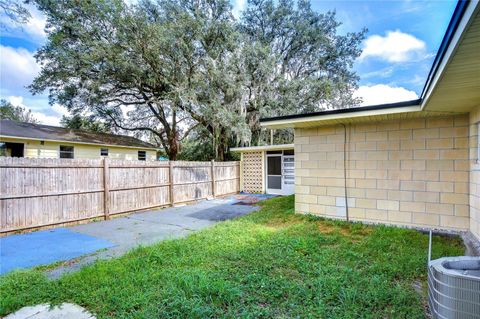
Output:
[[166, 128, 179, 160], [167, 143, 177, 160], [250, 127, 261, 146], [216, 127, 229, 161]]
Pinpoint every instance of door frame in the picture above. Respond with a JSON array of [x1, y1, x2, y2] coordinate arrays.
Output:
[[266, 153, 283, 195]]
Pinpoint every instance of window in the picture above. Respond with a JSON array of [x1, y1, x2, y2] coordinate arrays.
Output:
[[59, 145, 74, 159], [0, 142, 6, 157], [0, 142, 24, 157], [100, 148, 109, 157], [138, 150, 146, 161]]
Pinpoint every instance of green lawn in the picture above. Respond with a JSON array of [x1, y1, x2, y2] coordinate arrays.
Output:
[[1, 196, 464, 318]]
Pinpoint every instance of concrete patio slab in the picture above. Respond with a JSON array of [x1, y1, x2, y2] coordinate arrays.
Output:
[[43, 196, 261, 278], [187, 203, 259, 221], [0, 194, 266, 279], [5, 303, 94, 319]]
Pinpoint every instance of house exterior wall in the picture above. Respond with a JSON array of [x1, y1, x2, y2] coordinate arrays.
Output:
[[295, 114, 470, 231], [0, 137, 157, 161], [241, 151, 264, 193], [469, 106, 480, 240]]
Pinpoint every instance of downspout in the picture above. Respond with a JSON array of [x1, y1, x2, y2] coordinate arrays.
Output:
[[340, 123, 350, 222]]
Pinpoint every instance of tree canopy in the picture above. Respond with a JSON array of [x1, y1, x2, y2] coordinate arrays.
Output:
[[0, 0, 31, 29], [31, 0, 365, 160], [0, 99, 38, 123], [60, 114, 113, 133]]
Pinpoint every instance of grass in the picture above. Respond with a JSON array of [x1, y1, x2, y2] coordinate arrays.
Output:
[[0, 196, 464, 318]]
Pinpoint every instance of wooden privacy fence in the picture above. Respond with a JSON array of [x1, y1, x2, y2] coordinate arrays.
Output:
[[0, 157, 240, 233]]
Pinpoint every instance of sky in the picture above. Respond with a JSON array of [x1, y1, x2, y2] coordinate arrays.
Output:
[[0, 0, 457, 126]]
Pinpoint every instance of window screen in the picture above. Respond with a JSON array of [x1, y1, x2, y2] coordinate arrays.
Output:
[[267, 156, 281, 175], [138, 150, 146, 161], [268, 176, 282, 189], [59, 146, 74, 159], [101, 148, 109, 157]]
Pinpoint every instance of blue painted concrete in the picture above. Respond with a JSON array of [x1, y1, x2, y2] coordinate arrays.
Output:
[[0, 228, 115, 274]]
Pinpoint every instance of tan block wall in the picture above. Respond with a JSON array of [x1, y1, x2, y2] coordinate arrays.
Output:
[[295, 115, 470, 231], [241, 151, 264, 193], [469, 107, 480, 240]]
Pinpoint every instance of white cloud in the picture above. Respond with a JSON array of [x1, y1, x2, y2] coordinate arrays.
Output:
[[361, 66, 394, 79], [0, 45, 40, 92], [24, 10, 47, 38], [7, 96, 68, 126], [30, 112, 62, 126], [51, 104, 69, 117], [359, 30, 426, 63], [1, 4, 47, 41], [232, 0, 246, 19], [7, 96, 25, 107], [354, 84, 418, 106]]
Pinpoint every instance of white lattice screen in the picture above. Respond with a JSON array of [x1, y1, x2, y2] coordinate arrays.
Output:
[[242, 151, 264, 193]]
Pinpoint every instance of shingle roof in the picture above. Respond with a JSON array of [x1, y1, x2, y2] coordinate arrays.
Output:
[[0, 119, 158, 149]]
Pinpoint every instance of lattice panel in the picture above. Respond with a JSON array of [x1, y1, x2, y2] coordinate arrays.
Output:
[[242, 151, 263, 193]]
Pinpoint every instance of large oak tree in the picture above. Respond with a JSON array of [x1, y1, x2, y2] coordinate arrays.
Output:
[[31, 0, 365, 160]]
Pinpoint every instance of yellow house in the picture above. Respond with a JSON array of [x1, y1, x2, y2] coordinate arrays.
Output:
[[0, 119, 158, 161]]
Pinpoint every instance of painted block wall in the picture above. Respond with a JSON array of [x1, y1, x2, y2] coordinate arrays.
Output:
[[295, 114, 470, 231], [0, 137, 157, 161], [469, 106, 480, 240]]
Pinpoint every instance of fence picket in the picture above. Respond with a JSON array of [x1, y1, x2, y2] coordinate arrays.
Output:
[[0, 157, 240, 233]]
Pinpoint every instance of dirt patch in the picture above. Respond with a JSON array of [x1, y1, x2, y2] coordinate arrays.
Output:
[[233, 194, 277, 205], [317, 223, 337, 235], [317, 222, 353, 236], [350, 227, 373, 236], [316, 222, 374, 244]]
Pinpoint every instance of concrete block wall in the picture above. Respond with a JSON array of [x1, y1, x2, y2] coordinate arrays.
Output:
[[469, 107, 480, 240], [295, 114, 470, 231]]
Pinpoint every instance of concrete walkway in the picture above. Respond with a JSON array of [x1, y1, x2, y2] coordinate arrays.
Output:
[[44, 195, 262, 278]]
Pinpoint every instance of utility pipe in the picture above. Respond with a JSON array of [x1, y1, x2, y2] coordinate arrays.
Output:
[[340, 123, 350, 222]]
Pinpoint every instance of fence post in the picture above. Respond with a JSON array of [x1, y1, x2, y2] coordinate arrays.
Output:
[[103, 157, 110, 220], [169, 160, 174, 205], [211, 159, 216, 198]]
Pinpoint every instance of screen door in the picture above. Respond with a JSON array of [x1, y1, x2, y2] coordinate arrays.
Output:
[[266, 155, 282, 194]]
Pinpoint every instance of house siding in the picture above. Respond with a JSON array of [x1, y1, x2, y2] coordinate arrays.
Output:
[[0, 137, 157, 161], [469, 106, 480, 240], [295, 114, 470, 231]]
